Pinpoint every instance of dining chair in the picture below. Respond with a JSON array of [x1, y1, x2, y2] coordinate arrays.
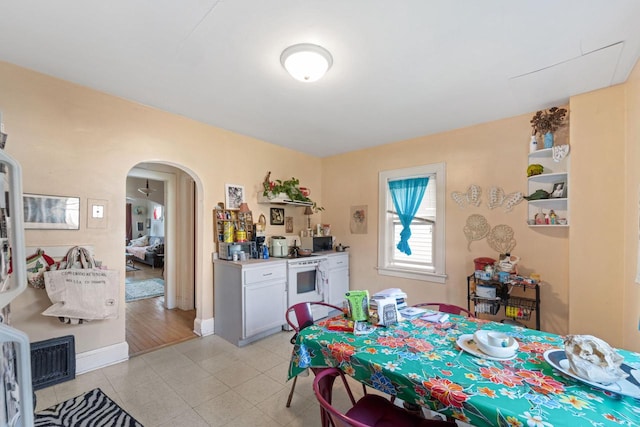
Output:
[[413, 302, 475, 317], [285, 301, 343, 408], [313, 367, 457, 427]]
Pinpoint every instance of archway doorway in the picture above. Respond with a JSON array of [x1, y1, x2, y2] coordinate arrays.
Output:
[[125, 163, 198, 355]]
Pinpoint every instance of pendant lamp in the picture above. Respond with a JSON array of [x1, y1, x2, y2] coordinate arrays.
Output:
[[138, 179, 156, 197]]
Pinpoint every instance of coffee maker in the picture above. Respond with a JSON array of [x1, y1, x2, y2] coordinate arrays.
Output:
[[251, 224, 266, 258]]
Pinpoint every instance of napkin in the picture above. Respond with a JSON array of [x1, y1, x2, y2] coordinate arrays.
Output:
[[564, 335, 628, 383]]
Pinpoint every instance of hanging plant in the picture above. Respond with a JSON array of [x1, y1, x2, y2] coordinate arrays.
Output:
[[530, 107, 567, 136]]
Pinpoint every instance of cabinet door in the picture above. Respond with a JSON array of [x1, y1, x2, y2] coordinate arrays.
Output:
[[244, 280, 286, 338], [328, 268, 349, 308]]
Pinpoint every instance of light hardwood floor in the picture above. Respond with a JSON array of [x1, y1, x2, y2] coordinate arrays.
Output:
[[125, 261, 197, 356]]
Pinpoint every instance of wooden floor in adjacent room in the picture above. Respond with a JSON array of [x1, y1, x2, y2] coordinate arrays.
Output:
[[125, 262, 197, 357]]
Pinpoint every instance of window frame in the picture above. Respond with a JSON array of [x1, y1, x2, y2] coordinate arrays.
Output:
[[377, 163, 447, 283]]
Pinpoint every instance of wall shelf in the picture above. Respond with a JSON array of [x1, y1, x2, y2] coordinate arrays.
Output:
[[527, 146, 570, 226]]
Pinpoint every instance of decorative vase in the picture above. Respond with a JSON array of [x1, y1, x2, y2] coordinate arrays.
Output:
[[543, 132, 554, 149], [529, 135, 538, 153]]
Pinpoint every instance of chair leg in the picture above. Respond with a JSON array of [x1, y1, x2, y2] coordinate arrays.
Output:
[[286, 375, 298, 408]]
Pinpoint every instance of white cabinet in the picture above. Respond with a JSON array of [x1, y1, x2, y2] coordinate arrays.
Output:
[[527, 148, 570, 227], [244, 266, 286, 338], [213, 259, 287, 346], [326, 252, 349, 308]]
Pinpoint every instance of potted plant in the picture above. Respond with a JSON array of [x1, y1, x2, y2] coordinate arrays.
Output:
[[262, 172, 324, 211], [530, 107, 567, 149]]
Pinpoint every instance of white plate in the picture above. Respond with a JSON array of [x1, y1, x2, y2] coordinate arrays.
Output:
[[543, 349, 640, 399], [456, 334, 517, 361]]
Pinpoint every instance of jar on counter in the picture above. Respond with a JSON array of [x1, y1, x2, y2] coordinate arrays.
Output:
[[236, 230, 247, 242]]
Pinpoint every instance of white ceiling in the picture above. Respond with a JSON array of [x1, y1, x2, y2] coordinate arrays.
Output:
[[2, 1, 639, 157]]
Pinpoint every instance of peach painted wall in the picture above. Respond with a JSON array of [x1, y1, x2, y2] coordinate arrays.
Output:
[[0, 61, 322, 353], [570, 58, 640, 352], [623, 60, 640, 351], [321, 115, 571, 334], [568, 86, 626, 346]]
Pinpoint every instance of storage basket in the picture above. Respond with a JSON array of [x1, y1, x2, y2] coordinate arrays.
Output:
[[505, 297, 536, 321]]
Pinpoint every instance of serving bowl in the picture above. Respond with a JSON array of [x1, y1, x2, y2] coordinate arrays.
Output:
[[297, 248, 312, 257], [473, 329, 519, 358]]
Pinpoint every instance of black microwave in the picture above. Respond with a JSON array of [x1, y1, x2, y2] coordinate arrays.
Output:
[[300, 236, 333, 252]]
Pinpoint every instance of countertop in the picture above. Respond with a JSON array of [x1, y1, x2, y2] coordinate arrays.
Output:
[[212, 250, 348, 266]]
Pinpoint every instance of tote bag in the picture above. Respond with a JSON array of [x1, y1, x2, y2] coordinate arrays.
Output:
[[42, 246, 119, 323], [43, 269, 119, 321]]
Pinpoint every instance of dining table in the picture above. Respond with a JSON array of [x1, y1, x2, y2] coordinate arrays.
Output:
[[288, 313, 640, 427]]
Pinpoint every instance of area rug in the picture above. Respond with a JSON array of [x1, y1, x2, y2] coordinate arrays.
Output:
[[126, 264, 140, 272], [125, 277, 164, 302], [35, 387, 143, 426]]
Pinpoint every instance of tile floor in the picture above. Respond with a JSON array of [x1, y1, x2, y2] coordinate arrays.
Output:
[[34, 331, 375, 426]]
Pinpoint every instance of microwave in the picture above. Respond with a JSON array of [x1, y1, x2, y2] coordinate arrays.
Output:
[[219, 241, 257, 260], [300, 236, 333, 252]]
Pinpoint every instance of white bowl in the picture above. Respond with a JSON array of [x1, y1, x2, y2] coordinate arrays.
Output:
[[473, 330, 519, 358]]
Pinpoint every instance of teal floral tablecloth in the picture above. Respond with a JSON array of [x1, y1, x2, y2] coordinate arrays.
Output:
[[288, 315, 640, 427]]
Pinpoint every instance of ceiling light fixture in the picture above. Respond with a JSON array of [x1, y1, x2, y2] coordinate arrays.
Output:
[[138, 179, 156, 197], [280, 43, 333, 82]]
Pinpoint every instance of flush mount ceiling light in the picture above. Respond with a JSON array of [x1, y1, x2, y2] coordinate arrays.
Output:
[[138, 179, 156, 197], [280, 43, 333, 82]]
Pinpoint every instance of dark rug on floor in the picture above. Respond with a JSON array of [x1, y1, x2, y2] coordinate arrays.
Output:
[[125, 277, 164, 302], [35, 387, 143, 426]]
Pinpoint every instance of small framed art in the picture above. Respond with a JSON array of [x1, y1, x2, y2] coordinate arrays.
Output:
[[270, 207, 284, 225], [550, 182, 566, 198], [225, 184, 245, 210]]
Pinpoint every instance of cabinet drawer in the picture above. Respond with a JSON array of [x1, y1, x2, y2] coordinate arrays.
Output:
[[328, 254, 349, 269], [245, 265, 286, 284]]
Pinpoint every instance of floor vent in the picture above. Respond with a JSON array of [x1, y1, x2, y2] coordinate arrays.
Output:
[[31, 335, 76, 390]]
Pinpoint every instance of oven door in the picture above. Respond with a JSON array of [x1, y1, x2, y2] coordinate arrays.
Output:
[[287, 262, 329, 323]]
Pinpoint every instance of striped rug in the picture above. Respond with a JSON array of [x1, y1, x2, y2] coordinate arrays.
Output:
[[35, 388, 143, 426]]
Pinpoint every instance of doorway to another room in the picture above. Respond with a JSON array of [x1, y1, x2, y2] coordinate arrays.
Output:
[[125, 262, 195, 355], [125, 166, 197, 356]]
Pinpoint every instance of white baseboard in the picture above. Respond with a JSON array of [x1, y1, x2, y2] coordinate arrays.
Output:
[[194, 317, 214, 337], [75, 341, 129, 375]]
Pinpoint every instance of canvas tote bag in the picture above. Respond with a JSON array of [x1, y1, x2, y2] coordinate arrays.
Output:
[[43, 246, 119, 324]]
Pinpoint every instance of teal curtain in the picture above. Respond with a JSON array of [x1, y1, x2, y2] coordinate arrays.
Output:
[[388, 177, 429, 255]]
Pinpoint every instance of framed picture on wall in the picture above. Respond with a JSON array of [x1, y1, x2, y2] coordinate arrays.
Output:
[[285, 216, 293, 233], [270, 207, 284, 225], [23, 194, 80, 230], [225, 184, 245, 210]]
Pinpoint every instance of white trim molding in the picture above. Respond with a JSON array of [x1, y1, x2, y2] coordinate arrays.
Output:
[[75, 341, 129, 374]]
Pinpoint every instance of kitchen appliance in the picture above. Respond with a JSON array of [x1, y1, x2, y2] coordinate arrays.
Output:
[[271, 236, 288, 258], [0, 144, 34, 426], [300, 236, 333, 252], [218, 241, 256, 260], [335, 243, 349, 252], [285, 255, 330, 328]]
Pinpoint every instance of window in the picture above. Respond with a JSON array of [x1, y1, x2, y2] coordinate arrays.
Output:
[[378, 163, 446, 283]]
